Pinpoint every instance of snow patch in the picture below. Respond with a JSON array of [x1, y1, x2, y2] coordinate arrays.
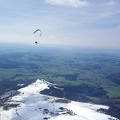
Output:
[[0, 79, 118, 120]]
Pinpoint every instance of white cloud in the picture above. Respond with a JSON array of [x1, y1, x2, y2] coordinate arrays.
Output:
[[45, 0, 89, 7]]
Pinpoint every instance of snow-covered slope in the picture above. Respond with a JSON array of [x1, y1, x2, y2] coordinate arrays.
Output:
[[0, 79, 118, 120]]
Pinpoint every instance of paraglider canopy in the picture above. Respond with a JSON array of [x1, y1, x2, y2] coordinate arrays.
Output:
[[33, 29, 42, 36]]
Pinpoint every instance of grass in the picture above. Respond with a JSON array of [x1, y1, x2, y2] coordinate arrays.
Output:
[[104, 85, 120, 97]]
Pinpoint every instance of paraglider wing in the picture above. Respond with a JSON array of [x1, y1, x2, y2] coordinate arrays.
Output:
[[33, 29, 42, 36]]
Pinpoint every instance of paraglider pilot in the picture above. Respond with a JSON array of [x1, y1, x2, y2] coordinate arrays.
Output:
[[35, 41, 38, 44]]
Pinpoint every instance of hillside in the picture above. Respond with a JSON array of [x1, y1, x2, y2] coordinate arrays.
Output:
[[0, 79, 118, 120]]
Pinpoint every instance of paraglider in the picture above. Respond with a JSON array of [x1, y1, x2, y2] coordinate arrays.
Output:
[[33, 29, 42, 44], [35, 41, 38, 44]]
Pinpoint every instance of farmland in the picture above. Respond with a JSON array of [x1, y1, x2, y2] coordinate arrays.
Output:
[[0, 44, 120, 98]]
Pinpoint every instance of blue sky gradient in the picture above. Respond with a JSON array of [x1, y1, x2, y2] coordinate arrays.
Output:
[[0, 0, 120, 49]]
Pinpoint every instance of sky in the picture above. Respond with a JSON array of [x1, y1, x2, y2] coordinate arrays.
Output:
[[0, 0, 120, 49]]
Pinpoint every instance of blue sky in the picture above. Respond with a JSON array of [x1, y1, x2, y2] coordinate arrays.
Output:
[[0, 0, 120, 49]]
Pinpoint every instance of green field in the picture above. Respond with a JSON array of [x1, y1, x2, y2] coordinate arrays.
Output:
[[0, 44, 120, 99]]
